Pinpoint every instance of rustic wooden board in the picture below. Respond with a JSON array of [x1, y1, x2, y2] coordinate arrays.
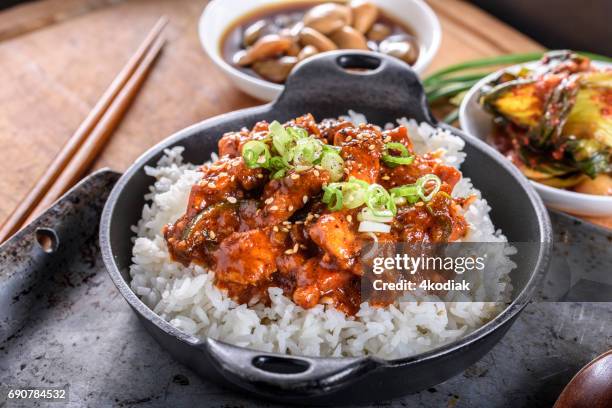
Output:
[[0, 0, 609, 228]]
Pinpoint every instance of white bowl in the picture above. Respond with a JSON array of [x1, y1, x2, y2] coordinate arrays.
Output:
[[459, 61, 612, 217], [199, 0, 441, 101]]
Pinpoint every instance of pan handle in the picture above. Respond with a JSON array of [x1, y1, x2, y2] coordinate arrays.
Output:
[[275, 50, 435, 125], [204, 338, 382, 398]]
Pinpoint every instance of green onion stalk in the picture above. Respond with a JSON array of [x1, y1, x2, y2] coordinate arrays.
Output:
[[423, 50, 612, 124]]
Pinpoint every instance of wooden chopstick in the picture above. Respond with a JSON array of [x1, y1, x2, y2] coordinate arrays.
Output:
[[0, 17, 168, 243], [28, 35, 166, 223]]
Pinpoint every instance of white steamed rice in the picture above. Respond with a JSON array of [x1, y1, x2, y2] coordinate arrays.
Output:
[[129, 116, 515, 359]]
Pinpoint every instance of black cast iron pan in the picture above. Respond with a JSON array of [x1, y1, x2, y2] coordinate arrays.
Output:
[[99, 51, 552, 405]]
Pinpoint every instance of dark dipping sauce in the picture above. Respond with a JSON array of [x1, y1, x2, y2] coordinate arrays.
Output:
[[221, 1, 420, 84]]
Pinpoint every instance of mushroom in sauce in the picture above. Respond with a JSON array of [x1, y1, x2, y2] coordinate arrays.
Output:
[[223, 1, 420, 83], [379, 34, 420, 65], [329, 26, 369, 50], [298, 44, 320, 61], [243, 20, 269, 47], [350, 0, 378, 33], [299, 26, 338, 52], [303, 3, 353, 35], [236, 34, 293, 66], [367, 22, 392, 42], [253, 56, 298, 83]]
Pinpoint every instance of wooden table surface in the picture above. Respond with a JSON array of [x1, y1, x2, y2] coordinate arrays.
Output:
[[0, 0, 609, 228]]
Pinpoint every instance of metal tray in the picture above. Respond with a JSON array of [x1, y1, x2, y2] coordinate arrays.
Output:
[[1, 169, 610, 407]]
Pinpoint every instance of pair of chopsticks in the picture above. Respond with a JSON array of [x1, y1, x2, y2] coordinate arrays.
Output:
[[0, 17, 168, 244]]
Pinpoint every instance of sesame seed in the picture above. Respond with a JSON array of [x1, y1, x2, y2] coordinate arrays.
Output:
[[227, 197, 237, 204], [230, 175, 236, 182], [382, 175, 390, 180], [291, 174, 300, 180], [284, 249, 293, 255], [288, 205, 294, 211], [257, 174, 264, 179], [346, 215, 353, 223], [293, 243, 299, 252], [415, 202, 424, 207], [283, 221, 291, 225], [209, 231, 216, 239], [207, 182, 215, 188], [313, 170, 320, 177], [282, 227, 290, 232], [273, 226, 279, 232], [368, 144, 375, 150], [302, 195, 308, 204], [346, 136, 352, 142], [270, 205, 279, 211], [265, 197, 274, 205], [219, 172, 228, 177]]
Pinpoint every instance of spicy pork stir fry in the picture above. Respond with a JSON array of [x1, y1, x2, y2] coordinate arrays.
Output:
[[479, 51, 612, 195], [164, 115, 470, 315]]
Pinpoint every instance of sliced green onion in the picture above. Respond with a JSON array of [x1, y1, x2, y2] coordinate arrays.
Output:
[[382, 155, 415, 167], [293, 138, 323, 167], [272, 168, 287, 179], [416, 174, 442, 202], [387, 191, 397, 215], [348, 177, 369, 187], [341, 179, 367, 208], [358, 207, 393, 223], [244, 119, 350, 182], [270, 121, 295, 158], [319, 174, 442, 214], [322, 184, 343, 211], [322, 144, 341, 153], [382, 142, 414, 168], [242, 140, 270, 168], [390, 184, 420, 205], [287, 126, 308, 140], [267, 156, 290, 179], [320, 151, 344, 182], [384, 142, 409, 156], [366, 184, 395, 216]]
